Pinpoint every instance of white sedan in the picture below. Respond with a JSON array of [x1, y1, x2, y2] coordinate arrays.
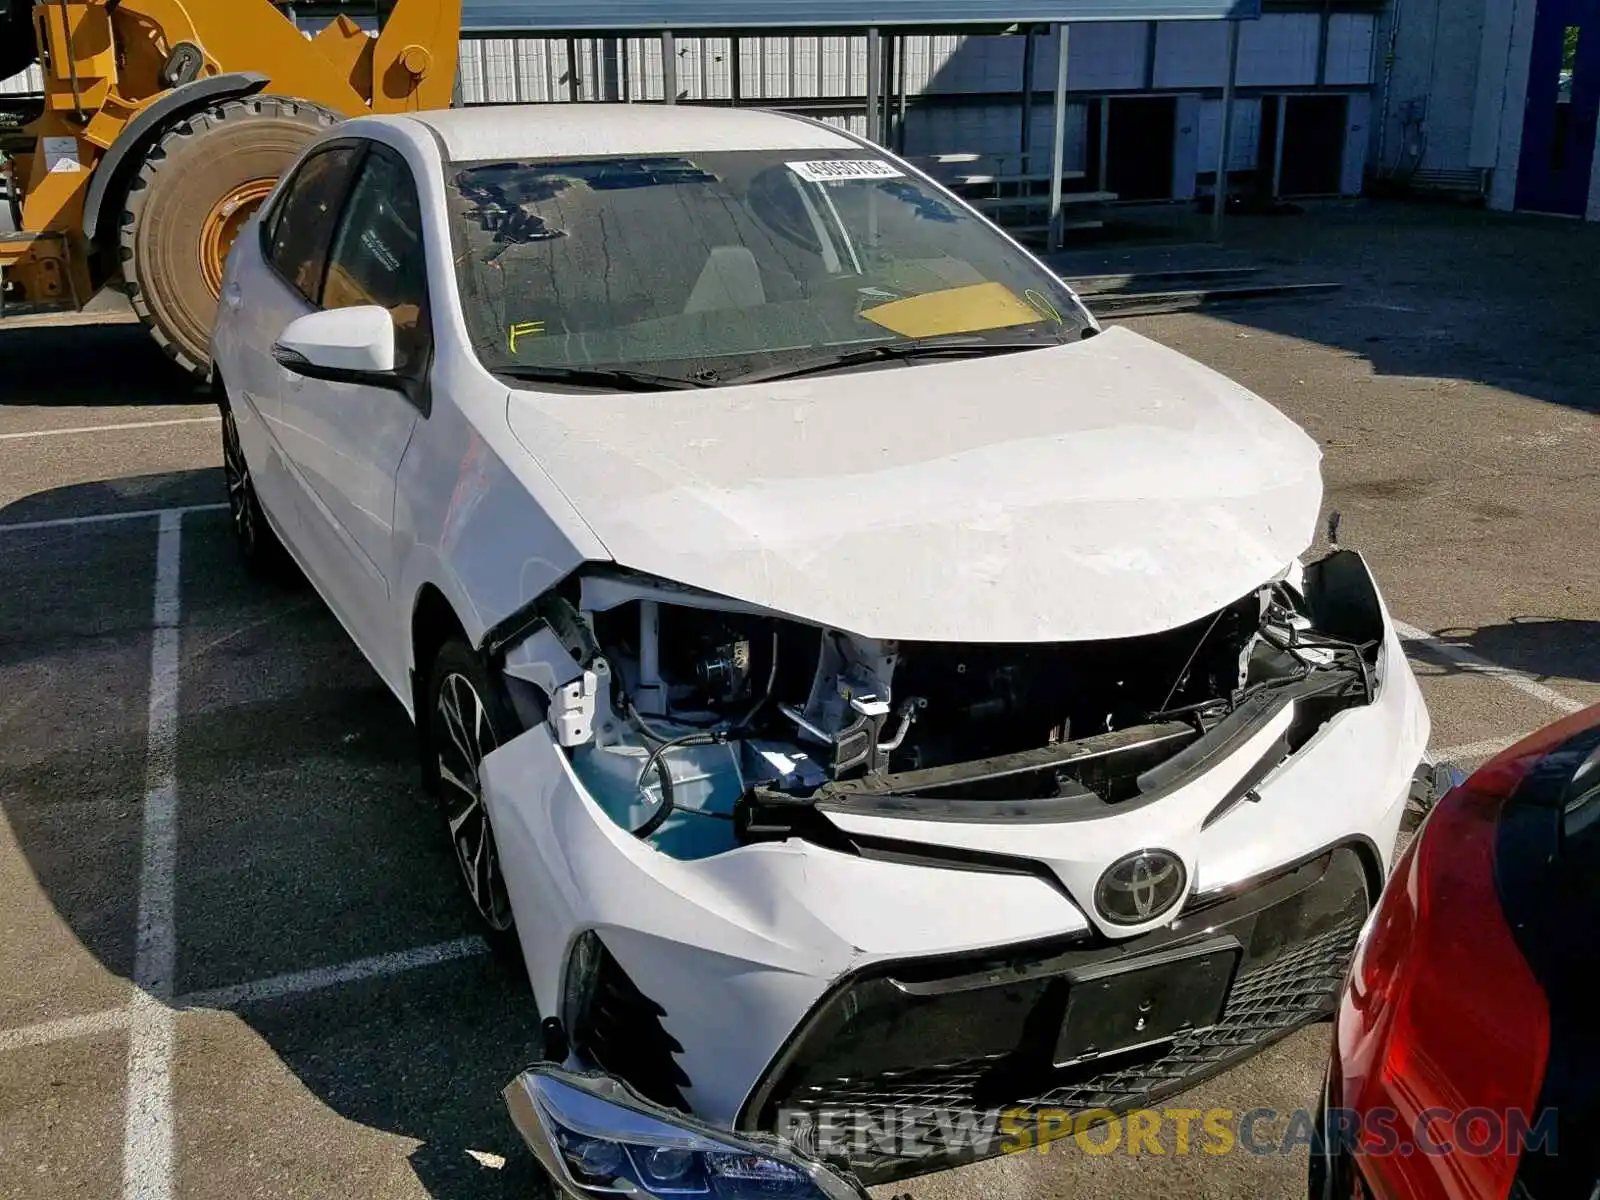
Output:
[[211, 103, 1430, 1198]]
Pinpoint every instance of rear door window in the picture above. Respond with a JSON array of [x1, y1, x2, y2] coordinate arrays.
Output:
[[266, 143, 364, 303]]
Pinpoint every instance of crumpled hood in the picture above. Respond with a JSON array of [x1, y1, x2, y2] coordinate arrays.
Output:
[[505, 325, 1323, 642]]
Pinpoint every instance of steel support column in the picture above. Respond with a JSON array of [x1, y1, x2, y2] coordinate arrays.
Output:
[[1211, 18, 1240, 240], [1020, 26, 1037, 165], [866, 27, 882, 144], [1048, 24, 1071, 251]]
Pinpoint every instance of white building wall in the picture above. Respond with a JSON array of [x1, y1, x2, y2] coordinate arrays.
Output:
[[1469, 0, 1519, 165], [905, 101, 1091, 166], [446, 21, 1372, 201], [1325, 14, 1378, 87], [1153, 21, 1231, 88], [1, 64, 43, 94], [457, 16, 1373, 106], [1371, 0, 1491, 176], [1489, 0, 1539, 209], [1058, 23, 1148, 91], [1237, 12, 1320, 86], [1375, 0, 1600, 219], [1344, 92, 1373, 193], [1425, 4, 1491, 172], [1197, 97, 1264, 171]]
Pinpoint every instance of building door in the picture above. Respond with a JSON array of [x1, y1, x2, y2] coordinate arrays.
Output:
[[1517, 0, 1600, 215], [1106, 97, 1177, 200], [1279, 96, 1349, 196]]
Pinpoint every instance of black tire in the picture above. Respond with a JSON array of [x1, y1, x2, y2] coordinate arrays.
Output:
[[121, 96, 340, 379], [0, 3, 37, 83], [219, 392, 298, 583], [424, 639, 526, 948]]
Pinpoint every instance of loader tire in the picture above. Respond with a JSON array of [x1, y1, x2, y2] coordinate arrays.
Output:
[[121, 96, 340, 379], [0, 3, 37, 82]]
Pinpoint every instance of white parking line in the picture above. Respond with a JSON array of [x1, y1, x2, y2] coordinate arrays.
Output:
[[0, 417, 218, 443], [1394, 620, 1590, 715], [0, 937, 493, 1056], [0, 503, 227, 535], [1432, 735, 1522, 764], [178, 936, 490, 1012], [123, 509, 182, 1200], [0, 1007, 130, 1053]]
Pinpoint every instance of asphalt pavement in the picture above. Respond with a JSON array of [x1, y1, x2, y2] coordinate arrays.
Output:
[[0, 202, 1595, 1200]]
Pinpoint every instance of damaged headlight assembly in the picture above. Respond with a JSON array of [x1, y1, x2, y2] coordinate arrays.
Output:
[[505, 1065, 867, 1199]]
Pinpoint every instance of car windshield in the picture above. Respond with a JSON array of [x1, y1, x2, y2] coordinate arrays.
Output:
[[444, 148, 1092, 388]]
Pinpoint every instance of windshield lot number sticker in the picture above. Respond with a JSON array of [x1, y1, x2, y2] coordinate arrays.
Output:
[[787, 159, 903, 183]]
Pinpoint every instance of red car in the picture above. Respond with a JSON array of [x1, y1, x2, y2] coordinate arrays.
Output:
[[1314, 704, 1600, 1200]]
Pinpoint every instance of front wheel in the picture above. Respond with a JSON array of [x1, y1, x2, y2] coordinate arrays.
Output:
[[424, 640, 523, 943]]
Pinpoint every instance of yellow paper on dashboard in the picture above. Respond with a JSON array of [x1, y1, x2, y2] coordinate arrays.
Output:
[[859, 281, 1045, 338]]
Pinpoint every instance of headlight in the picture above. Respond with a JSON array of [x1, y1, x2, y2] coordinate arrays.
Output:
[[505, 1065, 866, 1200]]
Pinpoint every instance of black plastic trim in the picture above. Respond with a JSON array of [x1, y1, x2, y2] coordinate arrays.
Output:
[[573, 936, 693, 1113], [1199, 731, 1291, 829], [736, 837, 1369, 1133], [815, 721, 1196, 805], [1186, 834, 1384, 911], [810, 677, 1351, 825], [480, 600, 551, 665], [82, 72, 269, 242]]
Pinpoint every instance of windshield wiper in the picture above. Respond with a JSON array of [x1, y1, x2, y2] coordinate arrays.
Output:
[[498, 364, 710, 392], [721, 335, 1072, 386]]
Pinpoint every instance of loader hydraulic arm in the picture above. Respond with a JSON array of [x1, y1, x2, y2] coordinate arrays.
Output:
[[1, 0, 461, 374]]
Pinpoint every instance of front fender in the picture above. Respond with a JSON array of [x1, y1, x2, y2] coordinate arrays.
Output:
[[390, 382, 608, 697]]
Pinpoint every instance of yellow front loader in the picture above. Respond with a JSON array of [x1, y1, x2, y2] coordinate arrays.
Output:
[[0, 0, 461, 375]]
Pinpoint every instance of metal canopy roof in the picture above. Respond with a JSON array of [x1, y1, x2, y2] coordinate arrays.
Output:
[[460, 0, 1260, 34]]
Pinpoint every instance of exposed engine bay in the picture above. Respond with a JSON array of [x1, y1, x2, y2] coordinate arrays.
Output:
[[493, 551, 1387, 861]]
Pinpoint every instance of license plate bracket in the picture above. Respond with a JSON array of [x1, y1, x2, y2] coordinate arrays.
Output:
[[1053, 936, 1241, 1066]]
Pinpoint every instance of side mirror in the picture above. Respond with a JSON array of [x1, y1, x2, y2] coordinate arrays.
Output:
[[272, 305, 398, 387]]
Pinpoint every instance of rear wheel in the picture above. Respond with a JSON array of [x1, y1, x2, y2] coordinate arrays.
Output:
[[219, 395, 299, 583], [121, 96, 339, 378]]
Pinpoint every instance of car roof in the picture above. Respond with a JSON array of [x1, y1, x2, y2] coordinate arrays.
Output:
[[399, 104, 859, 162]]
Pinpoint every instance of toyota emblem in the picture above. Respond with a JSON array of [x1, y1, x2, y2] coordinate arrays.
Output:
[[1095, 850, 1187, 926]]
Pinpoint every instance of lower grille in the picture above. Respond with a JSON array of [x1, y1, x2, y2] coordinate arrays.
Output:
[[744, 844, 1372, 1184]]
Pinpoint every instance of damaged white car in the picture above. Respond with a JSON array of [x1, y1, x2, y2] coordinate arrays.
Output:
[[211, 103, 1431, 1196]]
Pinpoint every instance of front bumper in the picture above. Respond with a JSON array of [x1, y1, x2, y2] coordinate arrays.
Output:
[[741, 841, 1374, 1184], [481, 556, 1428, 1173]]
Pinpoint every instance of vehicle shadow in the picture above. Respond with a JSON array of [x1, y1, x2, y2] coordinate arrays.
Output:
[[0, 319, 206, 409], [1419, 617, 1600, 689], [0, 464, 222, 529], [0, 473, 549, 1199], [1052, 202, 1600, 418]]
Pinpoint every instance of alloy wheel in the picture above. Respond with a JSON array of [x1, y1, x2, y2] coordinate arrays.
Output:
[[435, 672, 516, 932], [221, 407, 256, 556]]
